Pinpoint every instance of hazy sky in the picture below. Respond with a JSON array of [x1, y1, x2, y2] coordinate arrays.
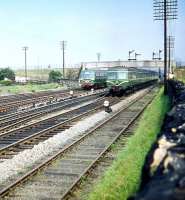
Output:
[[0, 0, 184, 68]]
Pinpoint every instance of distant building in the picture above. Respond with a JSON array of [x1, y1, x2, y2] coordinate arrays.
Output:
[[15, 76, 31, 83]]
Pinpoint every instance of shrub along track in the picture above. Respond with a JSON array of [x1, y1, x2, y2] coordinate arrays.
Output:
[[0, 89, 93, 115], [0, 86, 157, 199], [0, 90, 106, 130]]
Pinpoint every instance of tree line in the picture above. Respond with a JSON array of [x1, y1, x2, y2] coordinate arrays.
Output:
[[0, 68, 79, 85]]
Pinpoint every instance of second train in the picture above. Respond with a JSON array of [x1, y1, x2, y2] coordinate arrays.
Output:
[[79, 66, 158, 95]]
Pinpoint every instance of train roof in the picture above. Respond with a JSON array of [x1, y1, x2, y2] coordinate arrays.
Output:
[[107, 66, 157, 73], [108, 67, 139, 71], [82, 67, 108, 71], [81, 66, 158, 73]]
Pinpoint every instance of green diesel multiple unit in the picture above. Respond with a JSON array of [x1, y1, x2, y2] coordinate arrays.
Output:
[[79, 68, 107, 89], [107, 67, 158, 95]]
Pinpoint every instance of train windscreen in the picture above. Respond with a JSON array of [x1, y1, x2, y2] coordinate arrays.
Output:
[[80, 71, 95, 80]]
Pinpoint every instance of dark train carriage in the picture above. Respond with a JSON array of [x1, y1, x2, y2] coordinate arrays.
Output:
[[79, 68, 107, 89], [107, 67, 158, 95]]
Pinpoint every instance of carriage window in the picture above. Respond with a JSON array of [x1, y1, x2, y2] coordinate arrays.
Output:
[[107, 72, 117, 80], [132, 75, 137, 79], [96, 72, 104, 77], [118, 72, 127, 79], [80, 71, 95, 79], [108, 71, 127, 80]]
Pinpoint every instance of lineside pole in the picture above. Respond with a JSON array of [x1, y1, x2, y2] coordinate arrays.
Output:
[[153, 0, 178, 94], [62, 41, 65, 79], [60, 41, 67, 79], [168, 36, 171, 75], [22, 46, 28, 83], [164, 0, 168, 94]]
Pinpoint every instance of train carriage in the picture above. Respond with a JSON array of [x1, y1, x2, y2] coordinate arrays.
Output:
[[107, 67, 158, 95], [79, 68, 107, 89]]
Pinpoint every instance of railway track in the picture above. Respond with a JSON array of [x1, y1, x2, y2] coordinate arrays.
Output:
[[71, 120, 140, 200], [0, 89, 90, 115], [0, 93, 114, 160], [0, 87, 157, 199], [0, 88, 73, 104], [0, 90, 106, 129]]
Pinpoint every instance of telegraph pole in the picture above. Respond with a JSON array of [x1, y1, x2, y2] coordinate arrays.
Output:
[[153, 0, 178, 94], [164, 0, 167, 92], [97, 52, 101, 62], [168, 36, 171, 75], [60, 41, 67, 78], [168, 36, 175, 74], [22, 46, 28, 82]]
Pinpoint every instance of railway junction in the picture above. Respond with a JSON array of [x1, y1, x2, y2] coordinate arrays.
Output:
[[0, 0, 184, 199], [0, 60, 185, 200], [0, 79, 180, 200], [0, 60, 184, 200]]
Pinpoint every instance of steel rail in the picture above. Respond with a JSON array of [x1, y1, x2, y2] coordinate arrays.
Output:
[[0, 90, 107, 128], [0, 89, 86, 115], [0, 96, 118, 158], [0, 88, 77, 104], [61, 90, 155, 199], [0, 92, 107, 135], [0, 87, 156, 199], [0, 95, 109, 148], [0, 90, 70, 107]]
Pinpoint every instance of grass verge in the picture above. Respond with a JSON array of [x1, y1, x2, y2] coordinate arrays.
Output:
[[88, 88, 170, 200], [0, 83, 63, 95]]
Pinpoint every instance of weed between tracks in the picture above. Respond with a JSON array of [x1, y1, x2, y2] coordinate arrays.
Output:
[[87, 88, 170, 200], [0, 83, 62, 95]]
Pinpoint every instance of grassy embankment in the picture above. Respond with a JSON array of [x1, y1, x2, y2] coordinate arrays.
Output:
[[0, 68, 79, 95], [15, 68, 80, 80], [15, 69, 51, 80], [0, 83, 62, 95], [88, 88, 170, 200]]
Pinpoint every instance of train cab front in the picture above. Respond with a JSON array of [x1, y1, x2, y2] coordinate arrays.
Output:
[[79, 69, 95, 90], [107, 80, 122, 96], [79, 80, 94, 90], [111, 85, 122, 92], [109, 85, 123, 96]]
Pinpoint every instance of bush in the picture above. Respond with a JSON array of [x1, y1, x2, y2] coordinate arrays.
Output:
[[0, 79, 13, 86], [65, 69, 78, 80], [0, 68, 15, 81], [48, 70, 62, 82]]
